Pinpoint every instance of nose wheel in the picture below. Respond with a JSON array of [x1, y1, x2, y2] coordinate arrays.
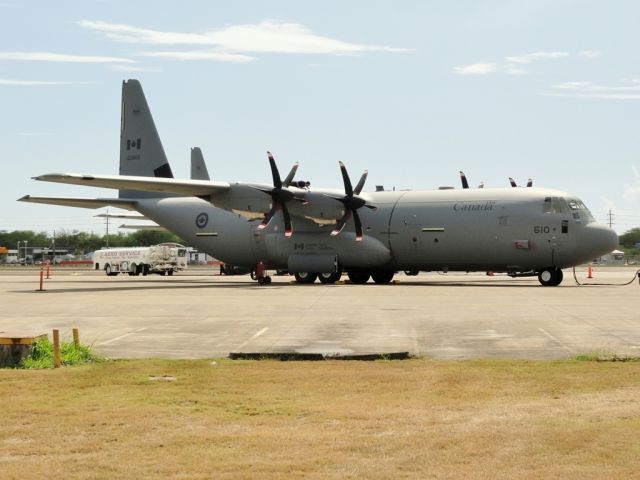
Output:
[[538, 267, 563, 286], [253, 262, 272, 286]]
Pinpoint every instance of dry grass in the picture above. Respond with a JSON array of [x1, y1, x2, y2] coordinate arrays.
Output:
[[1, 359, 639, 479]]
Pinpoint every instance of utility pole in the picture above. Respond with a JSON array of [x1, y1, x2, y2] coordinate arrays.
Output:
[[52, 230, 56, 264], [607, 209, 614, 229], [105, 209, 110, 248]]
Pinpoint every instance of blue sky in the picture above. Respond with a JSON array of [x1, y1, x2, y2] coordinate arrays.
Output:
[[1, 0, 639, 235]]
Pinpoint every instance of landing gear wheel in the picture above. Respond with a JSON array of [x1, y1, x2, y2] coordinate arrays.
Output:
[[347, 271, 370, 284], [404, 270, 419, 276], [318, 271, 342, 284], [258, 275, 272, 285], [371, 270, 395, 284], [294, 272, 318, 284], [538, 267, 563, 286]]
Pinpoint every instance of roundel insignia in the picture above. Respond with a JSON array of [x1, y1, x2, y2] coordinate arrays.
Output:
[[195, 213, 209, 229]]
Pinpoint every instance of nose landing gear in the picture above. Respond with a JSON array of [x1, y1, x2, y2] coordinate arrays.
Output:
[[252, 262, 272, 285], [538, 267, 563, 286]]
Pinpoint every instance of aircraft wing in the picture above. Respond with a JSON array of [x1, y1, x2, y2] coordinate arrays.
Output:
[[18, 195, 138, 210], [33, 173, 230, 197]]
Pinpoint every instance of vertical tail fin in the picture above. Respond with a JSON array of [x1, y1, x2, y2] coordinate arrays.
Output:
[[119, 79, 173, 198], [190, 147, 211, 180]]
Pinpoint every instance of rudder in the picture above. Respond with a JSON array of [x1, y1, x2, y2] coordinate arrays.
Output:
[[119, 79, 173, 198]]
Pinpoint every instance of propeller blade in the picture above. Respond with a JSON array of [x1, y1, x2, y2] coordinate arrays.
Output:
[[257, 203, 280, 230], [509, 177, 517, 188], [339, 161, 354, 197], [363, 204, 377, 210], [283, 163, 299, 187], [281, 204, 293, 238], [353, 210, 364, 242], [526, 178, 533, 188], [330, 210, 352, 237], [460, 171, 469, 189], [267, 151, 282, 189], [354, 171, 368, 195]]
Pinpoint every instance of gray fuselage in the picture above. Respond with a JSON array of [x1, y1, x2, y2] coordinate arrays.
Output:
[[134, 186, 617, 273]]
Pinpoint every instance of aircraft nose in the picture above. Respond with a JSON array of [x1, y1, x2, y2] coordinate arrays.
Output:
[[582, 224, 618, 259]]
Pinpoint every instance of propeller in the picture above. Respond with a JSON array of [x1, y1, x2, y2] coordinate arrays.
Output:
[[460, 171, 484, 189], [328, 162, 376, 242], [509, 177, 533, 188], [255, 151, 300, 237], [459, 171, 469, 189]]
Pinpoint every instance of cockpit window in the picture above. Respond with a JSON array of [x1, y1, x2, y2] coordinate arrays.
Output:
[[543, 197, 564, 214]]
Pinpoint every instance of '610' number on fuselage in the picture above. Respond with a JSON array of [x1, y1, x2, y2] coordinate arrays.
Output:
[[533, 226, 551, 234]]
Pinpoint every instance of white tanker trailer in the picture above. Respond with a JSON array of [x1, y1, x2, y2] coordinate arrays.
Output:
[[93, 243, 188, 276]]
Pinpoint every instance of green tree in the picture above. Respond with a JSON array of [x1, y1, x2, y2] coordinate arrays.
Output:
[[619, 228, 640, 248]]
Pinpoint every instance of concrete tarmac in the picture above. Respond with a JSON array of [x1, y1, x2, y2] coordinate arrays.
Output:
[[1, 266, 639, 360]]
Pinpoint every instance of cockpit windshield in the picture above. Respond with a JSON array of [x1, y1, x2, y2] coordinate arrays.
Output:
[[567, 198, 595, 222], [543, 197, 595, 222]]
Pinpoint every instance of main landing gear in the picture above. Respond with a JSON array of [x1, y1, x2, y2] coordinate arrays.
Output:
[[537, 267, 563, 287], [292, 270, 396, 285], [293, 270, 342, 284]]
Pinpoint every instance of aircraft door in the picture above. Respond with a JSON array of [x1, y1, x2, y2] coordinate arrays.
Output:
[[551, 219, 577, 267]]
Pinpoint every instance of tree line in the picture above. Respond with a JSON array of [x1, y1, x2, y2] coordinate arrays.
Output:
[[0, 230, 186, 256]]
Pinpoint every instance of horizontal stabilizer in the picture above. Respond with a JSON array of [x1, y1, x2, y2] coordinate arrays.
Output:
[[33, 173, 230, 197], [18, 195, 137, 210], [95, 213, 147, 220], [118, 224, 166, 231]]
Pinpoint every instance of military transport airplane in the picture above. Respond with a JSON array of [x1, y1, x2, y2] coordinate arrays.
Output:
[[19, 79, 618, 286]]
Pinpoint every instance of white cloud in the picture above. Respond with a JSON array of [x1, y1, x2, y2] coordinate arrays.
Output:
[[454, 50, 599, 77], [452, 62, 498, 75], [107, 64, 163, 72], [546, 81, 640, 99], [504, 51, 570, 64], [0, 52, 134, 63], [78, 20, 411, 57], [139, 51, 254, 63], [578, 50, 602, 59], [0, 78, 92, 86]]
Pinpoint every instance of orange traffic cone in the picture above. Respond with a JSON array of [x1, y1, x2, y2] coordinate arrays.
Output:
[[587, 264, 593, 279]]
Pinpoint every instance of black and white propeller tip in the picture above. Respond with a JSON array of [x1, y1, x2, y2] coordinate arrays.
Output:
[[509, 177, 533, 188]]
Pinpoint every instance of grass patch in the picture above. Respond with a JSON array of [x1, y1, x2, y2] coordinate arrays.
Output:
[[576, 352, 640, 362], [0, 359, 638, 478], [19, 337, 102, 369]]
